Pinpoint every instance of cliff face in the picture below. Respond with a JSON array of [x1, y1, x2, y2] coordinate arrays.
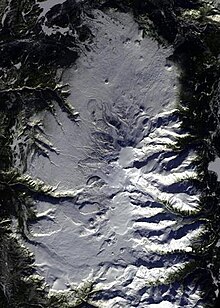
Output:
[[1, 1, 220, 307]]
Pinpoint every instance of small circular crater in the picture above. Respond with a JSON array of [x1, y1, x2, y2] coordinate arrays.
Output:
[[88, 217, 95, 227], [165, 62, 173, 71], [124, 38, 131, 44], [96, 233, 102, 238], [135, 40, 141, 46]]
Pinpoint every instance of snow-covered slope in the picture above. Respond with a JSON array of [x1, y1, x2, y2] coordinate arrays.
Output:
[[21, 8, 207, 307]]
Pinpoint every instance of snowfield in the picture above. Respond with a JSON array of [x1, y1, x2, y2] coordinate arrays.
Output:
[[21, 6, 206, 307]]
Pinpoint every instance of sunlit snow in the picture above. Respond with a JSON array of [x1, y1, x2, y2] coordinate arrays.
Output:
[[21, 7, 205, 307]]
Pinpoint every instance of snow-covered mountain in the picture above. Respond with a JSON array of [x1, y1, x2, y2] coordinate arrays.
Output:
[[1, 0, 220, 307]]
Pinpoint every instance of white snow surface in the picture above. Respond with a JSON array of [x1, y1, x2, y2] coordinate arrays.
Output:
[[209, 157, 220, 179], [20, 7, 206, 307], [37, 0, 65, 18]]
